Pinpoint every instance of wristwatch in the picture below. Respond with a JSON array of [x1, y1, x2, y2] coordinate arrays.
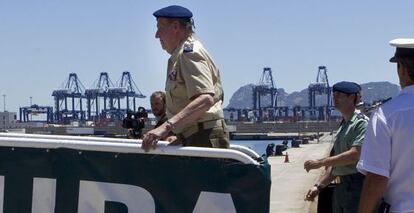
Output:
[[313, 183, 324, 191]]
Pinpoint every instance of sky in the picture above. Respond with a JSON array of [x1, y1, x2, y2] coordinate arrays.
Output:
[[1, 0, 414, 115]]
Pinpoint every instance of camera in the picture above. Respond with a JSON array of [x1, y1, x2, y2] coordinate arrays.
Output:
[[122, 106, 148, 138]]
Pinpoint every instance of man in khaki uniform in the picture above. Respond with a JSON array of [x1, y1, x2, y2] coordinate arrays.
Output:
[[142, 5, 229, 151]]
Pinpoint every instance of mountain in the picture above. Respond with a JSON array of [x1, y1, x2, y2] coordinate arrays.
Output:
[[226, 81, 400, 108]]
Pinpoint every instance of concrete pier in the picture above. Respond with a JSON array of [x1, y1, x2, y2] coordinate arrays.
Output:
[[268, 133, 334, 213], [231, 132, 320, 140]]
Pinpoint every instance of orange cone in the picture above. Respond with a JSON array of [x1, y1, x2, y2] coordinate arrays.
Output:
[[284, 152, 290, 163]]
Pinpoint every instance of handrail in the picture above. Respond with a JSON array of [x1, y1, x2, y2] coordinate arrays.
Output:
[[0, 132, 137, 143], [0, 133, 261, 159], [229, 144, 261, 158], [0, 135, 259, 165]]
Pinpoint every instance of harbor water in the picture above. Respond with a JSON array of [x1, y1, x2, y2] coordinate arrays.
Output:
[[230, 140, 289, 156]]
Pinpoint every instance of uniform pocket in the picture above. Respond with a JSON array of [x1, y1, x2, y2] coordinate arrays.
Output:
[[209, 128, 229, 148], [165, 81, 177, 105], [170, 81, 186, 99], [209, 138, 219, 148]]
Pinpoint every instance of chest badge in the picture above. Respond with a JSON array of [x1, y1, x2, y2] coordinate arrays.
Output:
[[168, 69, 177, 81]]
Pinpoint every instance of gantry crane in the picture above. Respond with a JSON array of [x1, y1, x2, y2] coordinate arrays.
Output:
[[252, 67, 278, 120], [84, 71, 146, 121], [52, 73, 86, 124], [85, 72, 114, 120], [19, 104, 54, 123], [104, 71, 146, 120], [308, 66, 332, 120]]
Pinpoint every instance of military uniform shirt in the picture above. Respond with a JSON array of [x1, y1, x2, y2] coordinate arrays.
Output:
[[165, 36, 224, 134], [332, 112, 368, 176], [357, 85, 414, 212]]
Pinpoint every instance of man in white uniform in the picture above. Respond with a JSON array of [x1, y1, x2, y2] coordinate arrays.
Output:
[[357, 38, 414, 213]]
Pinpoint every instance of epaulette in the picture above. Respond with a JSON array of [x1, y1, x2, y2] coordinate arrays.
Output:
[[183, 42, 193, 53]]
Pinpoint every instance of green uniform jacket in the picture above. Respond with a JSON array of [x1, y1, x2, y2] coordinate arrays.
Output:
[[332, 112, 368, 176]]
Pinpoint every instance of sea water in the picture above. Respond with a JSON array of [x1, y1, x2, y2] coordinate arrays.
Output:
[[230, 140, 288, 156]]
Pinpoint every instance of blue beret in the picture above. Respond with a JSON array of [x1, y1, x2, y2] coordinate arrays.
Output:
[[332, 81, 361, 94], [153, 5, 193, 19]]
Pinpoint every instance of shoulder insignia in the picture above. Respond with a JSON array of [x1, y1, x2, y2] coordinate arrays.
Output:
[[183, 42, 193, 53]]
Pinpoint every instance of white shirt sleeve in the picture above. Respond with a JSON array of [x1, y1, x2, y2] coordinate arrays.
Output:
[[357, 108, 391, 178]]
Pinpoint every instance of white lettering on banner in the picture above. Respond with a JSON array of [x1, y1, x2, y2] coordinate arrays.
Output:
[[193, 191, 236, 213], [32, 178, 56, 213], [78, 180, 155, 213], [0, 176, 4, 213], [0, 177, 235, 212]]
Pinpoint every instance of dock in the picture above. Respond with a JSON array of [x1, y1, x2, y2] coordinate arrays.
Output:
[[230, 132, 321, 140], [268, 133, 334, 213]]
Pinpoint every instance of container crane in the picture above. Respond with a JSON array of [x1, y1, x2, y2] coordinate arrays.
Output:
[[19, 104, 54, 123], [52, 73, 86, 124], [252, 67, 278, 120], [308, 66, 332, 120], [105, 71, 146, 120], [85, 72, 115, 120]]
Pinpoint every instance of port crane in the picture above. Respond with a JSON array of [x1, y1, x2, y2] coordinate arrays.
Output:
[[307, 66, 332, 120], [105, 71, 146, 120], [19, 104, 54, 123], [252, 67, 278, 120], [84, 71, 147, 121], [52, 73, 86, 124], [85, 72, 114, 120]]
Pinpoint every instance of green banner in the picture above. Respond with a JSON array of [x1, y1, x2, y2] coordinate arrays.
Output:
[[0, 146, 271, 213]]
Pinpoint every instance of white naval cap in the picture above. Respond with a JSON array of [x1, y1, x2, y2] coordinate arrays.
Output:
[[390, 38, 414, 48], [389, 38, 414, 63]]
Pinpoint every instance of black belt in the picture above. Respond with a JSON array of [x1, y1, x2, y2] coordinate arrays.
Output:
[[337, 173, 365, 183]]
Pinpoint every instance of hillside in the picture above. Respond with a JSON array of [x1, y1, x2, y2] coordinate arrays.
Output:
[[226, 81, 399, 108]]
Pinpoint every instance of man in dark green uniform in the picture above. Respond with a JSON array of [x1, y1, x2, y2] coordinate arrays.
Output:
[[142, 5, 229, 151], [303, 81, 368, 213]]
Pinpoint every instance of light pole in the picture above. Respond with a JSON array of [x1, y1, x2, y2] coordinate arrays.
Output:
[[30, 96, 33, 121], [2, 94, 5, 112]]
